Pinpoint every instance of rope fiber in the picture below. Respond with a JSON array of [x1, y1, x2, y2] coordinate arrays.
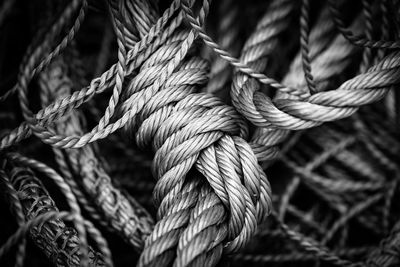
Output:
[[0, 0, 399, 266]]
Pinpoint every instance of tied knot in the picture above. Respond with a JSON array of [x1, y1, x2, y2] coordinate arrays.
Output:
[[122, 35, 273, 265]]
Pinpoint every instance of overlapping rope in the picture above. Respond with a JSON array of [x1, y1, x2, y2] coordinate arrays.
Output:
[[0, 0, 399, 266]]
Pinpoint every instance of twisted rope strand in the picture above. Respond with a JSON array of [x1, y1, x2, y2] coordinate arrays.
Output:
[[274, 213, 362, 267], [0, 0, 185, 150], [91, 0, 128, 133], [89, 1, 273, 266], [237, 32, 398, 151], [1, 0, 399, 266], [38, 58, 154, 250], [328, 0, 400, 49], [300, 0, 316, 93], [235, 3, 361, 165], [181, 0, 308, 98], [0, 0, 86, 103]]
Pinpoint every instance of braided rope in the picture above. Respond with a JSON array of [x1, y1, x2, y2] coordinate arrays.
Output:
[[0, 0, 184, 150], [92, 0, 128, 133], [134, 40, 270, 265], [0, 211, 75, 259], [4, 153, 90, 266], [181, 0, 308, 98], [244, 48, 383, 131], [1, 1, 400, 266], [234, 2, 362, 165], [0, 209, 113, 267], [75, 1, 271, 266], [299, 0, 316, 93], [38, 58, 154, 250], [5, 164, 107, 266], [38, 52, 109, 230], [232, 9, 400, 168]]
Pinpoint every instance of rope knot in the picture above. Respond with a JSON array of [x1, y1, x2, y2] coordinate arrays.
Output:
[[122, 33, 273, 266]]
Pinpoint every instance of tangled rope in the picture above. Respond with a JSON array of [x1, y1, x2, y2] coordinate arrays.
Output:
[[118, 2, 272, 265], [38, 57, 154, 251], [0, 0, 399, 266]]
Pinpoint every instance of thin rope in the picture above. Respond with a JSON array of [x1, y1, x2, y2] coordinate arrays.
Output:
[[0, 1, 399, 266]]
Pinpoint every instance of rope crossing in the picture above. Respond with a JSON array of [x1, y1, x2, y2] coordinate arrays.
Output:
[[0, 0, 399, 266], [120, 15, 272, 266]]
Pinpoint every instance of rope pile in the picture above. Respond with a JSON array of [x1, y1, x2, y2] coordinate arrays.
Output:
[[0, 0, 399, 266]]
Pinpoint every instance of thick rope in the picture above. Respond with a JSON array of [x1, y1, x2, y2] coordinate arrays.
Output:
[[0, 0, 184, 150], [233, 2, 362, 164], [86, 1, 272, 266], [231, 4, 399, 166], [1, 1, 399, 266], [38, 58, 154, 250], [5, 164, 108, 266]]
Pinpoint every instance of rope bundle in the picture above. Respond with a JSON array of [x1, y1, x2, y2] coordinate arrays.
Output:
[[119, 4, 272, 265], [0, 0, 399, 266]]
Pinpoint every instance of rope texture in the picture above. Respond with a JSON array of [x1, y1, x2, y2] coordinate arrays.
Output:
[[6, 164, 105, 266], [38, 57, 154, 251], [0, 0, 399, 266]]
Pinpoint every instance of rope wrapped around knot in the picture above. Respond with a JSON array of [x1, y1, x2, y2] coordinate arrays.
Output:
[[121, 23, 272, 267], [228, 0, 400, 167], [233, 50, 400, 128]]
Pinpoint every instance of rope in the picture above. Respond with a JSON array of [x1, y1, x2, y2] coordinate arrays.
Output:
[[0, 0, 183, 149], [262, 104, 400, 266], [4, 153, 90, 266], [299, 0, 316, 93], [3, 163, 109, 266], [233, 23, 398, 158], [327, 0, 400, 49], [38, 54, 154, 251], [1, 0, 400, 266], [108, 1, 273, 266], [235, 2, 362, 164], [206, 0, 241, 98]]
